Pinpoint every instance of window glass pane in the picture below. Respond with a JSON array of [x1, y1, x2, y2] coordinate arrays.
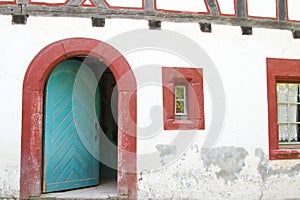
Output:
[[175, 85, 185, 99], [289, 104, 298, 122], [290, 124, 298, 142], [279, 124, 288, 142], [176, 100, 185, 114], [288, 84, 299, 102], [175, 85, 187, 115], [277, 83, 288, 103], [277, 104, 288, 123], [277, 83, 300, 143]]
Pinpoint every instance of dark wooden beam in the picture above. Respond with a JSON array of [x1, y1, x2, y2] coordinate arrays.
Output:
[[292, 30, 300, 39], [91, 17, 105, 27], [206, 0, 219, 16], [12, 13, 27, 24], [236, 0, 247, 18], [145, 0, 154, 13], [278, 0, 287, 21], [1, 0, 300, 33], [148, 20, 161, 30], [200, 23, 212, 33], [241, 26, 253, 35]]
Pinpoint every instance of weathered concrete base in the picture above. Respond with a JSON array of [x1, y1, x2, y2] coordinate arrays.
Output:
[[36, 179, 125, 200], [34, 196, 127, 200]]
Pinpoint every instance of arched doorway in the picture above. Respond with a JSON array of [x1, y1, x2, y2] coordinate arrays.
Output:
[[20, 38, 137, 199]]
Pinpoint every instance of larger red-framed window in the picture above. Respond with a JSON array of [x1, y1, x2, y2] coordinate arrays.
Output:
[[162, 67, 205, 130], [267, 58, 300, 160]]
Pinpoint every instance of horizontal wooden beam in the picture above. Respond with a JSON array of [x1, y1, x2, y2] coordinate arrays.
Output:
[[1, 2, 300, 31]]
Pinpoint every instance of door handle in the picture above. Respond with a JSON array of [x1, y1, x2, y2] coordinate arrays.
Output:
[[95, 122, 99, 131]]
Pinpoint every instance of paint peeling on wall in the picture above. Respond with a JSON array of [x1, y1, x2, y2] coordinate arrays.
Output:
[[256, 148, 300, 180], [202, 146, 249, 183], [138, 146, 300, 200], [156, 144, 177, 166], [255, 148, 300, 199]]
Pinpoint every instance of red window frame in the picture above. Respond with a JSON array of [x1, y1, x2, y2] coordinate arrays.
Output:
[[267, 58, 300, 160], [162, 67, 205, 130]]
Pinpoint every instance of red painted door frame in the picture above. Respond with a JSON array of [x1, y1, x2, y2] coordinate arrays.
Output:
[[20, 38, 137, 199]]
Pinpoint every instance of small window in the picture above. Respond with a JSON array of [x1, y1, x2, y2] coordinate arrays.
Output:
[[162, 67, 204, 130], [277, 83, 300, 146], [175, 85, 188, 117]]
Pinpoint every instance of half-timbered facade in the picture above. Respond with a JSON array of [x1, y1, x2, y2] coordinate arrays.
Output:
[[0, 0, 300, 199]]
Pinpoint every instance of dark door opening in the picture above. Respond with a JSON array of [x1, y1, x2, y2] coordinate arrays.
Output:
[[99, 68, 118, 180]]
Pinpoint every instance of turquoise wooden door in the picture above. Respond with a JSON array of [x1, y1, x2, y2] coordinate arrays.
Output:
[[43, 60, 100, 193]]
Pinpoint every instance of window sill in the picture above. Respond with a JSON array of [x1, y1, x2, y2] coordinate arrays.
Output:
[[270, 149, 300, 160], [164, 119, 204, 130]]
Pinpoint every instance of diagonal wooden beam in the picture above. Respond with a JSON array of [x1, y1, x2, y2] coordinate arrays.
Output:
[[93, 0, 107, 8], [206, 0, 219, 16]]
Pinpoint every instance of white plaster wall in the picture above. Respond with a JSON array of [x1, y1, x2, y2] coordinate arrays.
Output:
[[155, 0, 208, 12], [287, 0, 300, 21], [217, 0, 235, 15], [136, 24, 300, 199], [105, 0, 142, 8], [0, 15, 300, 199], [247, 0, 277, 18]]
